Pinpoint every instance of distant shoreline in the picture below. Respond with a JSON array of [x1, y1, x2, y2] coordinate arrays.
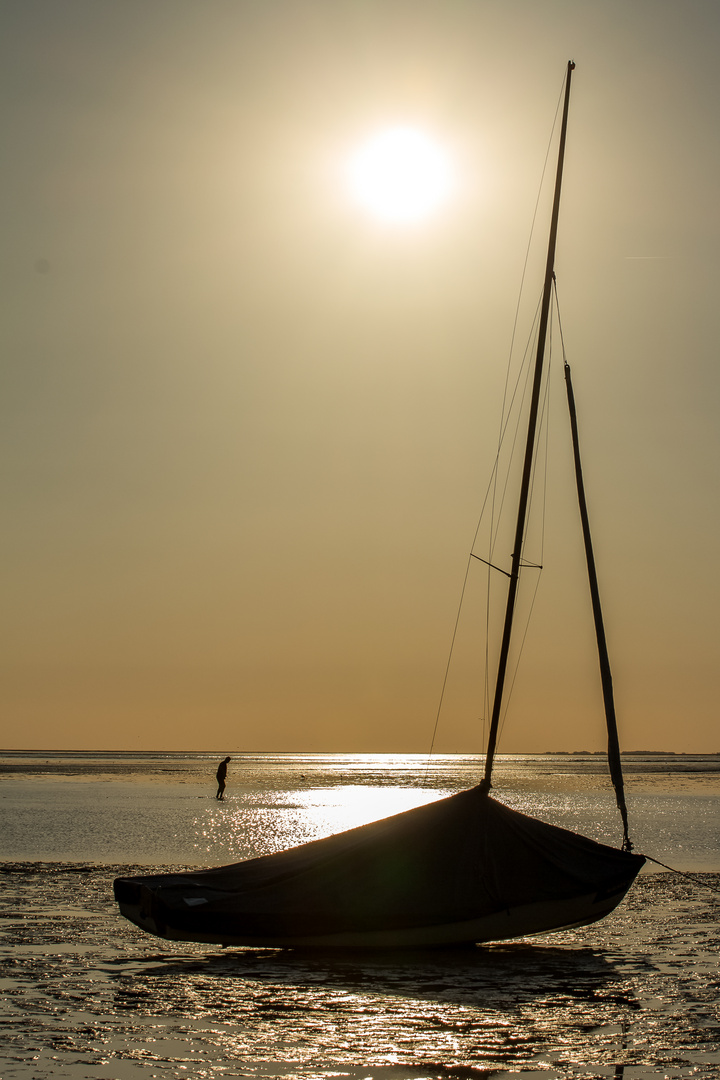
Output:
[[1, 748, 718, 757], [544, 750, 720, 756]]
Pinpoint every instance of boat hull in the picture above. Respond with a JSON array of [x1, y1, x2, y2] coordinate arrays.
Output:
[[116, 879, 637, 949], [114, 789, 645, 949]]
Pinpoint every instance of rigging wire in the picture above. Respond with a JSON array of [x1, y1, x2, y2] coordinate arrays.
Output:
[[492, 73, 567, 463], [643, 856, 720, 896], [489, 300, 541, 558], [483, 305, 542, 737], [425, 293, 550, 768], [486, 69, 567, 573], [425, 70, 571, 767], [496, 321, 555, 748], [424, 296, 542, 768], [424, 295, 543, 770]]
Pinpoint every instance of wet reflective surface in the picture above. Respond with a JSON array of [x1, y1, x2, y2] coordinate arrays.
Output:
[[2, 751, 719, 869], [1, 753, 719, 1077], [1, 865, 719, 1078]]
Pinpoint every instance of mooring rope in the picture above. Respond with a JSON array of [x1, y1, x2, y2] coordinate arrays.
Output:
[[643, 855, 720, 895]]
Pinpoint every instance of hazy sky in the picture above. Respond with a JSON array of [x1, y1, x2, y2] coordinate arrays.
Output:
[[2, 1, 719, 753]]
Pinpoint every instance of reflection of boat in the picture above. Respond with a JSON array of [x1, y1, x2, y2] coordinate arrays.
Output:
[[115, 62, 645, 948], [134, 942, 625, 1008]]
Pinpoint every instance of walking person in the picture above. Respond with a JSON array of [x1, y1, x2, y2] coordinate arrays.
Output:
[[215, 756, 231, 800]]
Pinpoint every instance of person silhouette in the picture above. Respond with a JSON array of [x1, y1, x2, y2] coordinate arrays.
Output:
[[215, 756, 231, 800]]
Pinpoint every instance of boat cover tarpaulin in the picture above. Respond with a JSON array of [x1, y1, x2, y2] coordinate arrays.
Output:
[[114, 788, 645, 941]]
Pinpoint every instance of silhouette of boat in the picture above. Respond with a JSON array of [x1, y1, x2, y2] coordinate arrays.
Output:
[[115, 62, 645, 948]]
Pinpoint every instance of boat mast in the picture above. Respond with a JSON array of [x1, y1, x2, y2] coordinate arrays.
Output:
[[481, 60, 575, 791]]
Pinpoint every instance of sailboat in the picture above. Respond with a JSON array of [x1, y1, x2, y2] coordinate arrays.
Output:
[[114, 62, 645, 948]]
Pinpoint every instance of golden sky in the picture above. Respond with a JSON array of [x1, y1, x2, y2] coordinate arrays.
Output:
[[2, 1, 719, 753]]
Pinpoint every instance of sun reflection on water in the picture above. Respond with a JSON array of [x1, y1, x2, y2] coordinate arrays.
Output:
[[191, 785, 447, 862]]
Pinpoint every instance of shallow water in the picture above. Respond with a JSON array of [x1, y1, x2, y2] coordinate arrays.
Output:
[[1, 864, 719, 1079], [1, 753, 719, 1078], [2, 752, 719, 870]]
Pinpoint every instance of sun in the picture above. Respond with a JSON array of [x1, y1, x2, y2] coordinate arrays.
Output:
[[347, 127, 454, 224]]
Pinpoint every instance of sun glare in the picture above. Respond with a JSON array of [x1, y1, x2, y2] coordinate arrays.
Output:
[[347, 127, 454, 223]]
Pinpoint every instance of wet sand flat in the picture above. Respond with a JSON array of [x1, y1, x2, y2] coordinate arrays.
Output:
[[1, 862, 719, 1079], [2, 754, 719, 1078]]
